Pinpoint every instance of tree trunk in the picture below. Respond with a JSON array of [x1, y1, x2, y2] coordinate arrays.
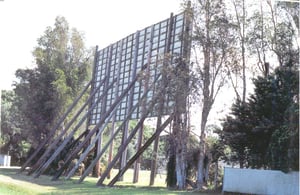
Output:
[[176, 153, 186, 189], [197, 141, 206, 189], [204, 155, 210, 184], [213, 161, 218, 190], [174, 113, 187, 190], [197, 106, 209, 189], [92, 132, 102, 177]]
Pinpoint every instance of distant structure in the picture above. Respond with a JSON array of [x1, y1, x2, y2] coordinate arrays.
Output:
[[19, 5, 192, 187]]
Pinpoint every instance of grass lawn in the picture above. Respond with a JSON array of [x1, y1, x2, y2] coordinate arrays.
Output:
[[0, 167, 221, 195]]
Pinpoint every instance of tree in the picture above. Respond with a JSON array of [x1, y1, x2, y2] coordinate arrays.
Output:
[[231, 0, 247, 102], [220, 99, 252, 168], [205, 125, 224, 190], [188, 0, 235, 188], [247, 0, 299, 76], [162, 56, 190, 189], [13, 16, 91, 150], [1, 90, 30, 165], [221, 58, 299, 171]]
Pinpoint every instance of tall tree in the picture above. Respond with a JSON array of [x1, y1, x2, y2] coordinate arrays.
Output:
[[162, 55, 190, 189], [247, 0, 299, 75], [221, 58, 299, 171], [189, 0, 235, 188], [1, 90, 28, 165], [231, 0, 247, 102], [13, 16, 91, 149]]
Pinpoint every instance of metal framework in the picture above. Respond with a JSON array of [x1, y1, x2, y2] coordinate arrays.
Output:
[[89, 12, 188, 124]]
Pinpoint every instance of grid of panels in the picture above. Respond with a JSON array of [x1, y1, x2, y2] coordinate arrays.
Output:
[[90, 12, 189, 124]]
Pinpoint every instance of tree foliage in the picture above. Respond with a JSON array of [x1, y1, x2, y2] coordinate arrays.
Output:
[[1, 90, 30, 165], [188, 0, 236, 188], [13, 16, 91, 149], [220, 60, 299, 171]]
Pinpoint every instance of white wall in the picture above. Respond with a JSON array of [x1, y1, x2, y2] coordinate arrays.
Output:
[[0, 154, 11, 167], [223, 167, 299, 195]]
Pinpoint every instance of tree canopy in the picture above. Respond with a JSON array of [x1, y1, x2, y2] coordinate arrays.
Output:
[[220, 59, 299, 171], [13, 16, 91, 149]]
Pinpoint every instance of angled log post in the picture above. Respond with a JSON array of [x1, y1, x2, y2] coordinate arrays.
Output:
[[19, 80, 91, 174], [33, 78, 116, 178], [85, 46, 99, 128], [63, 101, 120, 180], [28, 78, 105, 176], [77, 74, 161, 183], [46, 77, 117, 180], [96, 110, 149, 186], [31, 77, 108, 176], [78, 123, 125, 183], [108, 114, 174, 187], [96, 87, 162, 186], [52, 72, 141, 180]]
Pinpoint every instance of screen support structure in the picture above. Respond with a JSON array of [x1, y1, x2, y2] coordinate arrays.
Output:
[[87, 6, 192, 184], [22, 5, 192, 187]]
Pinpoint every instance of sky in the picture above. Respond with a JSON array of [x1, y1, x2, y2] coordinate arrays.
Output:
[[0, 0, 182, 90]]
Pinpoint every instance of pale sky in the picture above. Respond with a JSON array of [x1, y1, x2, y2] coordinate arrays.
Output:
[[0, 0, 182, 90]]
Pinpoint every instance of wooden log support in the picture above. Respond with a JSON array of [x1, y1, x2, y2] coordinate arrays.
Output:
[[18, 80, 91, 174], [107, 39, 124, 179], [33, 77, 116, 178], [149, 116, 162, 185], [96, 108, 151, 186], [77, 74, 160, 183], [149, 12, 174, 186], [96, 79, 164, 186], [63, 101, 120, 180], [51, 70, 143, 180], [93, 46, 113, 177], [28, 78, 105, 176], [108, 114, 174, 187]]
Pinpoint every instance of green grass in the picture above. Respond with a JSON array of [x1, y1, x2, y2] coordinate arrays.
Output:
[[0, 167, 220, 195]]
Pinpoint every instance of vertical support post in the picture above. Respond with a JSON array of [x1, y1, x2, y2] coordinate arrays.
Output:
[[93, 45, 113, 177], [150, 12, 174, 186], [85, 45, 98, 176], [133, 124, 143, 183], [107, 39, 124, 179], [149, 117, 161, 185], [108, 114, 174, 187], [107, 120, 115, 179], [119, 31, 140, 181], [133, 25, 155, 183], [119, 122, 128, 181]]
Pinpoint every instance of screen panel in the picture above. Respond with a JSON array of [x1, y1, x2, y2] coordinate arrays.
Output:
[[89, 12, 190, 125]]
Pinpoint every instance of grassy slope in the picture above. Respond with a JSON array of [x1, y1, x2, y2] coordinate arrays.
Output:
[[0, 167, 218, 195]]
